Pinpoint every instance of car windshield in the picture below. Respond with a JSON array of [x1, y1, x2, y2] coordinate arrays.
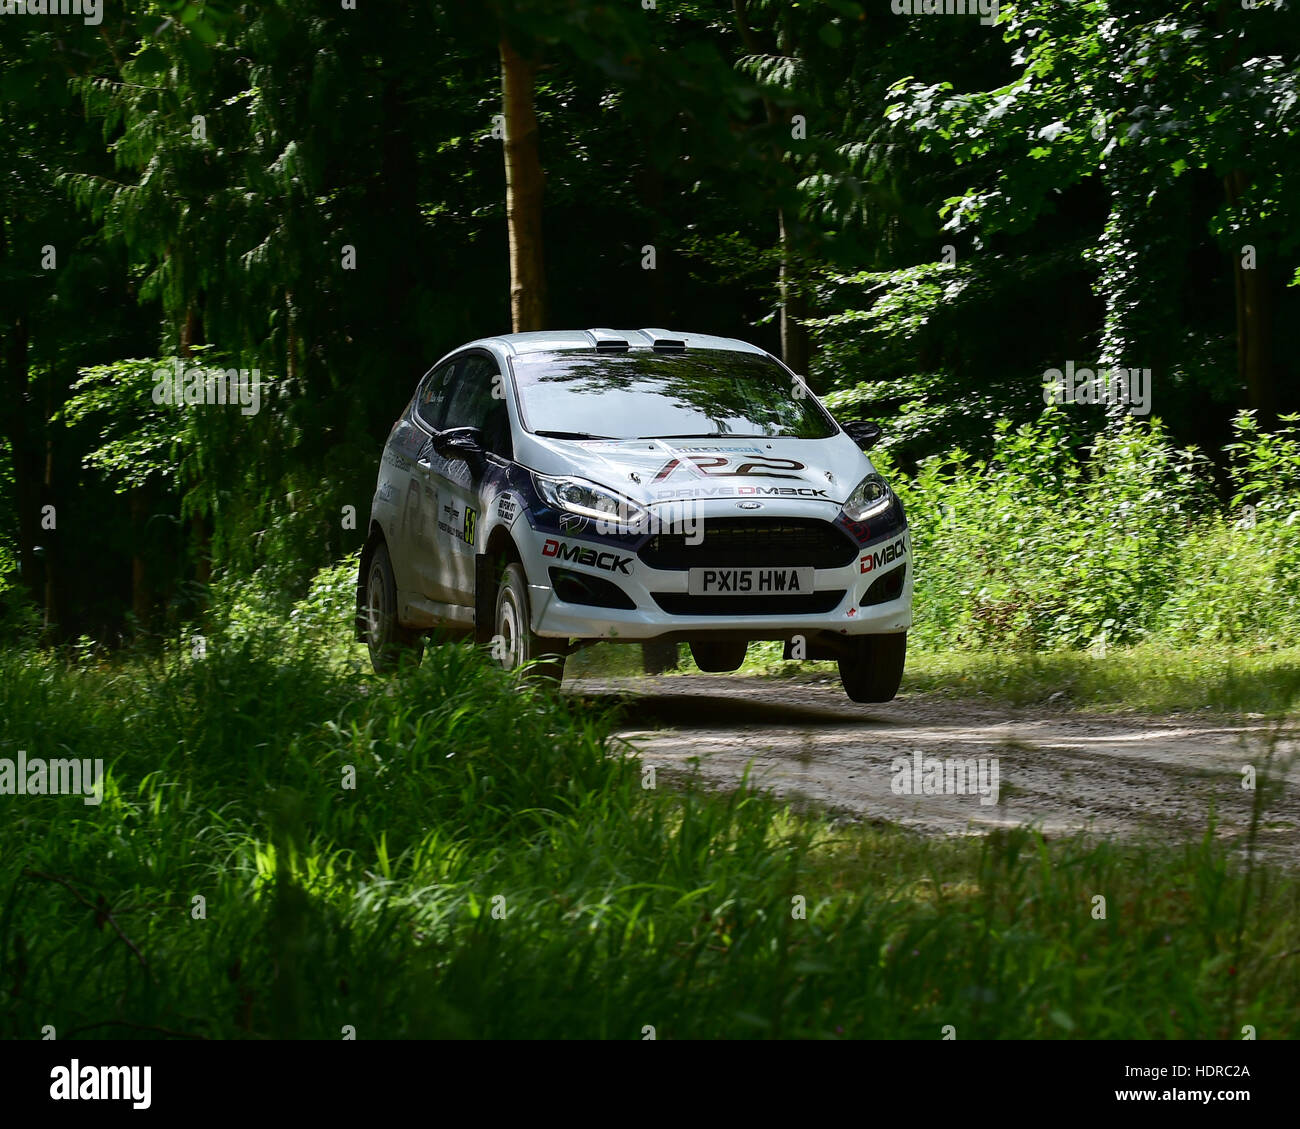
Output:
[[509, 349, 838, 440]]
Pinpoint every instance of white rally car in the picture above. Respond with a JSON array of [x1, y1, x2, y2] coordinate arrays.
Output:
[[357, 329, 912, 702]]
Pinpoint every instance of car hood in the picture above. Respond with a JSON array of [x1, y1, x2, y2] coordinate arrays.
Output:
[[513, 432, 874, 508]]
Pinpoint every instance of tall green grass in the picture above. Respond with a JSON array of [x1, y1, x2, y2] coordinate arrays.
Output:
[[884, 409, 1300, 653], [1, 576, 1298, 1039]]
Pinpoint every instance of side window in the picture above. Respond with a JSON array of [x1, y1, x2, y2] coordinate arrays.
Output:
[[414, 360, 457, 429], [444, 355, 512, 458]]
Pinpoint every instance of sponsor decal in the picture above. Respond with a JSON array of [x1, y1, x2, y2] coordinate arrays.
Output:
[[558, 512, 589, 532], [437, 503, 477, 546], [496, 494, 518, 523], [652, 454, 806, 482], [403, 480, 438, 550], [860, 535, 907, 574], [542, 538, 632, 575], [670, 444, 765, 454], [653, 485, 829, 500], [841, 517, 872, 543]]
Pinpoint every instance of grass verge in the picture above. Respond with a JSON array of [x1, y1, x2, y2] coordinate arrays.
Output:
[[1, 621, 1297, 1039], [729, 641, 1300, 717]]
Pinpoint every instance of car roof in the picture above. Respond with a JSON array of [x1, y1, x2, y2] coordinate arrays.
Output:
[[461, 329, 771, 357]]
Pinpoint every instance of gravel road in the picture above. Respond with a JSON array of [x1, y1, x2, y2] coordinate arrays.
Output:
[[568, 675, 1300, 862]]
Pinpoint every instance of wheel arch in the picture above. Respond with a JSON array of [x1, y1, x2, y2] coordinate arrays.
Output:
[[475, 526, 522, 643]]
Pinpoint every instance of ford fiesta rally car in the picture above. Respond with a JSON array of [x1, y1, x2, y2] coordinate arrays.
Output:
[[357, 329, 912, 702]]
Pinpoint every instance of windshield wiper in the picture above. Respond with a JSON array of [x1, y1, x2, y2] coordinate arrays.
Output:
[[636, 432, 735, 440], [533, 430, 615, 440]]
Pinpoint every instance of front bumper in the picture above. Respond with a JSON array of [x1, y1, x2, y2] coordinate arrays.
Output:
[[516, 503, 913, 641]]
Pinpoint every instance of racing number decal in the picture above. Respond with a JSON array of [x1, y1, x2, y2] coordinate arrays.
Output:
[[652, 455, 805, 482], [464, 507, 478, 547]]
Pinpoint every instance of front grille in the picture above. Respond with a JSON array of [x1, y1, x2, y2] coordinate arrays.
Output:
[[639, 518, 857, 570], [651, 591, 845, 617]]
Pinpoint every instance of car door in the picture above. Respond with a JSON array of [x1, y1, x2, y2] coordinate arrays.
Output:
[[404, 358, 459, 604], [436, 352, 508, 604]]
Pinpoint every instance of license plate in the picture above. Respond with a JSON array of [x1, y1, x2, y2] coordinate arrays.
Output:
[[687, 567, 814, 595]]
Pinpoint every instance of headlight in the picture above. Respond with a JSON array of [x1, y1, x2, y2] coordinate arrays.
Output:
[[534, 473, 648, 529], [842, 472, 893, 522]]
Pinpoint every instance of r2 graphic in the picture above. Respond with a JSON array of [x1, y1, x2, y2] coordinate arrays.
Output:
[[653, 454, 805, 482]]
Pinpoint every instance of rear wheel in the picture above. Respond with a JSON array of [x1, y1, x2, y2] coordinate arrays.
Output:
[[838, 632, 906, 703], [364, 543, 424, 673], [689, 639, 748, 673], [493, 561, 566, 684]]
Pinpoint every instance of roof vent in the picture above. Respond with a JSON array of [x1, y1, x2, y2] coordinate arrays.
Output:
[[642, 328, 686, 352], [587, 329, 629, 352]]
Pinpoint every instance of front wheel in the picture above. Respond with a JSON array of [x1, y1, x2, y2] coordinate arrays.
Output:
[[838, 632, 906, 703], [493, 561, 566, 684]]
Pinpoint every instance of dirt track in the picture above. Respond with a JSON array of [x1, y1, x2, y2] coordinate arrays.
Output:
[[568, 675, 1300, 862]]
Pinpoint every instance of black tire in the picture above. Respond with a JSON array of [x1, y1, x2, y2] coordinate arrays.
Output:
[[838, 632, 906, 703], [689, 639, 748, 673], [641, 640, 680, 674], [493, 561, 566, 684], [363, 542, 425, 673]]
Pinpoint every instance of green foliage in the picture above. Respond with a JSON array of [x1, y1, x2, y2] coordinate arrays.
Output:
[[1, 568, 1296, 1038], [902, 647, 1300, 716], [899, 410, 1300, 652], [817, 0, 1300, 461], [812, 243, 1097, 458]]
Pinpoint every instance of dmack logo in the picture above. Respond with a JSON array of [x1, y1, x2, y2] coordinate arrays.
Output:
[[542, 539, 632, 575], [860, 536, 907, 574]]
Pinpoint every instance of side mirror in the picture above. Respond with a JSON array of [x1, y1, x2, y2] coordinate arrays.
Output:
[[432, 426, 484, 461], [843, 420, 883, 451]]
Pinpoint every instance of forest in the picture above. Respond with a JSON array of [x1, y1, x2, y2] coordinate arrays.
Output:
[[2, 0, 1299, 1052], [2, 0, 1297, 640]]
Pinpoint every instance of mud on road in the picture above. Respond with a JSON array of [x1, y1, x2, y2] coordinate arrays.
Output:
[[568, 675, 1300, 863]]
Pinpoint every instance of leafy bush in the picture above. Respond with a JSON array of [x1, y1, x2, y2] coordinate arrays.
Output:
[[896, 410, 1299, 653]]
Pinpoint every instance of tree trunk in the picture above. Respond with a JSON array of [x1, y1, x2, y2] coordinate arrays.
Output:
[[779, 208, 810, 378], [179, 306, 212, 587], [500, 38, 547, 332], [2, 314, 42, 610], [733, 1, 809, 375], [129, 487, 152, 630], [1226, 178, 1274, 425], [41, 369, 60, 632]]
